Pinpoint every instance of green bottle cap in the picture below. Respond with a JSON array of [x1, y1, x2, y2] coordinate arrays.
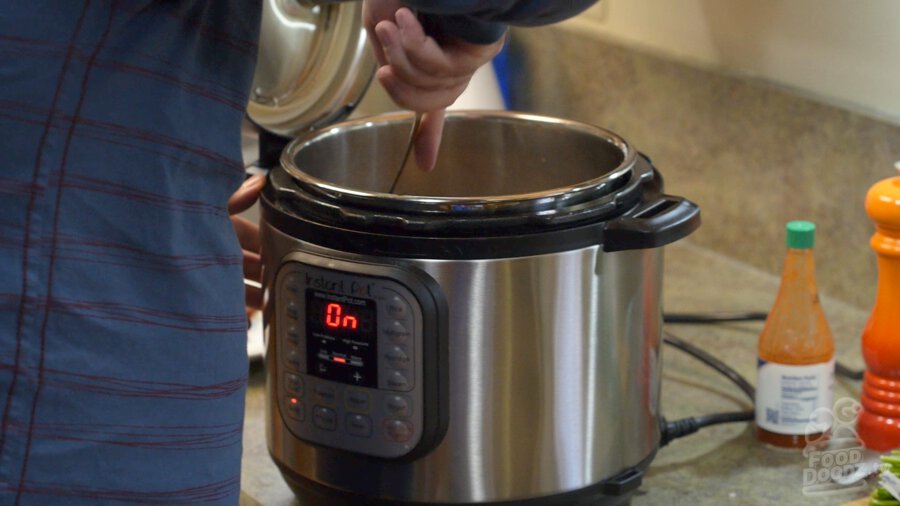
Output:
[[786, 221, 816, 249]]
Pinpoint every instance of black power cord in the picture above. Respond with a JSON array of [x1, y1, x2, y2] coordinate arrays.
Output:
[[837, 362, 864, 381], [662, 332, 755, 400], [663, 311, 865, 380], [659, 331, 754, 447]]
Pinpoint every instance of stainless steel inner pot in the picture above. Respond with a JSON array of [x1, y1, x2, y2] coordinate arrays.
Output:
[[281, 111, 638, 217]]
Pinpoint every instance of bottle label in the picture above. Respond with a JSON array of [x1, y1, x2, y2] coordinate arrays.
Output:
[[755, 359, 835, 435]]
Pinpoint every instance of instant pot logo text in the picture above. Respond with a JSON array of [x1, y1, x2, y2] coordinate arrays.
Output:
[[306, 274, 374, 297]]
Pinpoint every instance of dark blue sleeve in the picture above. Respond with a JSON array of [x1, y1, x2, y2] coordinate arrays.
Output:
[[407, 0, 599, 44]]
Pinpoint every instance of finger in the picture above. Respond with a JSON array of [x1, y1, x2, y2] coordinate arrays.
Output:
[[365, 18, 388, 66], [227, 174, 265, 215], [374, 20, 433, 82], [414, 109, 444, 171], [243, 249, 261, 283], [362, 0, 400, 66], [375, 19, 468, 91], [369, 39, 388, 68], [376, 65, 468, 111], [393, 9, 451, 78], [231, 215, 261, 253]]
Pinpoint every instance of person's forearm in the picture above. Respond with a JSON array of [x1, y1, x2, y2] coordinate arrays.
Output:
[[328, 0, 598, 43], [402, 0, 597, 24], [403, 0, 598, 43]]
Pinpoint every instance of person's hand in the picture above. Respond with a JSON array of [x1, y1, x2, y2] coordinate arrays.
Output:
[[363, 1, 505, 171], [228, 174, 265, 310]]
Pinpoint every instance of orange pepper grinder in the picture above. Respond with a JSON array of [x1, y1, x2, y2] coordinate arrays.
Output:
[[858, 162, 900, 451]]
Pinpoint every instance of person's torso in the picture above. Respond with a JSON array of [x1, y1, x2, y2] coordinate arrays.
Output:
[[0, 2, 261, 503]]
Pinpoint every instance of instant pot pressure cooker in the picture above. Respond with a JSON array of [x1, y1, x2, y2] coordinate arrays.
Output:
[[252, 2, 699, 505], [259, 110, 700, 506]]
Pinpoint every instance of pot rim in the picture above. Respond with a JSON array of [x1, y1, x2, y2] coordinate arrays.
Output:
[[279, 110, 638, 217]]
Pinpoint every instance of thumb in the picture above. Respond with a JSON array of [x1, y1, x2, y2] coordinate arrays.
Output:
[[413, 109, 445, 172]]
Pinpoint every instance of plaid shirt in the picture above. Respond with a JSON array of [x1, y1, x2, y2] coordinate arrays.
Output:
[[1, 1, 260, 503]]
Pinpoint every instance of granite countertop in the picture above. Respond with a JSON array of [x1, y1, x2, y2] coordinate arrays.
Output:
[[239, 241, 875, 506]]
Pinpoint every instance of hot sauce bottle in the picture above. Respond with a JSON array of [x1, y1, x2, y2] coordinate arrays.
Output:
[[756, 221, 835, 448]]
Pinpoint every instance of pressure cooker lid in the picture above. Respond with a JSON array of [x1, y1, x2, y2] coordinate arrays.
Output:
[[279, 111, 646, 224], [247, 0, 375, 136]]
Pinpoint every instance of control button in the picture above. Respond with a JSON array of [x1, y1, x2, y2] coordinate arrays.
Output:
[[385, 370, 412, 392], [345, 389, 371, 413], [384, 321, 411, 344], [314, 383, 337, 406], [286, 300, 299, 319], [346, 414, 373, 437], [313, 406, 337, 431], [385, 294, 410, 319], [385, 395, 411, 418], [284, 274, 301, 293], [286, 397, 304, 421], [384, 345, 410, 369], [285, 373, 304, 396], [385, 419, 414, 443], [286, 348, 304, 369], [286, 324, 301, 343]]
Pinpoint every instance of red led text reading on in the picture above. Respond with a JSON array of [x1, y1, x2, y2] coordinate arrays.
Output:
[[325, 303, 359, 330]]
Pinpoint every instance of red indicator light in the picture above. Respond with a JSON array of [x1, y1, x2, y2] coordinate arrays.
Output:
[[290, 397, 298, 405], [333, 357, 347, 364]]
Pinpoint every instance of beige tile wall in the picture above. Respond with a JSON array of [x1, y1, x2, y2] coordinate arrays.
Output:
[[505, 26, 900, 311]]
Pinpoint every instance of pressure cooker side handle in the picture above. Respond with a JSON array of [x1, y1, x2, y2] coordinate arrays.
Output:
[[602, 194, 700, 252]]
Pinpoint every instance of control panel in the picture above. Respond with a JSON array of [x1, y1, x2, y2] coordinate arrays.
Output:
[[275, 252, 445, 459]]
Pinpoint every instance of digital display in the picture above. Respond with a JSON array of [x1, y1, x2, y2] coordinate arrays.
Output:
[[307, 291, 376, 339], [306, 290, 378, 387]]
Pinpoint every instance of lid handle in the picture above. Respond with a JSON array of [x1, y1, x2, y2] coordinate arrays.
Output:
[[602, 194, 700, 252]]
